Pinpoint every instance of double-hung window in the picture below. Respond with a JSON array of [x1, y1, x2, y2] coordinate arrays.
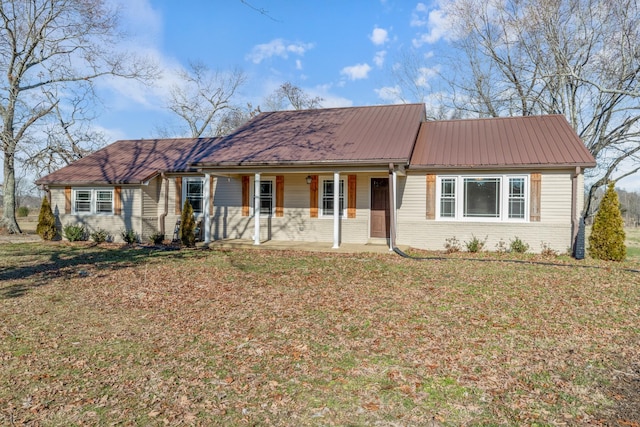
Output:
[[248, 178, 274, 217], [436, 175, 528, 221], [184, 178, 204, 215], [72, 188, 114, 215], [321, 179, 345, 217]]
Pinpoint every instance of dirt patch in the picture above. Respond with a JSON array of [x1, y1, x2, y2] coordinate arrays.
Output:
[[597, 361, 640, 426]]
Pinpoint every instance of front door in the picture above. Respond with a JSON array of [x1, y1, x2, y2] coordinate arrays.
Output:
[[370, 178, 390, 238]]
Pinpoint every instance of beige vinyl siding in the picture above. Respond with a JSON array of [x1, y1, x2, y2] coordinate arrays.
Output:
[[50, 186, 143, 242], [208, 173, 371, 244], [395, 170, 576, 253]]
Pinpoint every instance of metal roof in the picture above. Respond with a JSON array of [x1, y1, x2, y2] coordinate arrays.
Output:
[[35, 138, 220, 185], [193, 104, 426, 166], [410, 115, 596, 169]]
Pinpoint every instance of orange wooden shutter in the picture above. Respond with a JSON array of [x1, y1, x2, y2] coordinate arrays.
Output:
[[348, 175, 356, 218], [426, 174, 436, 219], [242, 176, 250, 217], [276, 175, 284, 217], [64, 187, 71, 214], [114, 186, 122, 215], [175, 177, 182, 215], [310, 175, 318, 218], [209, 175, 215, 214], [530, 173, 541, 222]]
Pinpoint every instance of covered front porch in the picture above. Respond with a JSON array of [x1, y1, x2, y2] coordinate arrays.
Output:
[[202, 238, 410, 254]]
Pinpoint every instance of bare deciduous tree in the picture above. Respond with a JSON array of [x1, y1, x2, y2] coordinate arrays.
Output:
[[0, 0, 157, 233], [263, 82, 323, 111], [161, 62, 247, 138], [441, 0, 640, 218]]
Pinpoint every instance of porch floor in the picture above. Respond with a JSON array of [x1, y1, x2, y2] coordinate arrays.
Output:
[[203, 239, 409, 254]]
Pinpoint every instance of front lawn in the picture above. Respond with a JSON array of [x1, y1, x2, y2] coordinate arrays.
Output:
[[1, 243, 638, 425]]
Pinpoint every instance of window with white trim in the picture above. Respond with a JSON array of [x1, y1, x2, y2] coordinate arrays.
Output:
[[320, 179, 345, 217], [436, 175, 528, 221], [183, 177, 204, 215], [72, 188, 114, 214], [249, 178, 275, 217]]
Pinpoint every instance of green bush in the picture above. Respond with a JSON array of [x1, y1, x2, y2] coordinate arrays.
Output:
[[17, 206, 30, 217], [36, 197, 58, 240], [121, 229, 138, 244], [63, 224, 86, 242], [149, 232, 164, 245], [180, 199, 196, 247], [588, 182, 626, 261], [465, 235, 487, 253], [509, 236, 529, 253], [90, 228, 109, 244]]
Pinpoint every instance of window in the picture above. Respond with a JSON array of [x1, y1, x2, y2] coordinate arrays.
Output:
[[184, 178, 204, 214], [321, 179, 345, 216], [72, 188, 114, 214], [436, 175, 528, 221], [248, 178, 274, 217]]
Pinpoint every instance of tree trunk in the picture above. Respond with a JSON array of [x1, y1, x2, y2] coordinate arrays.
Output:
[[2, 148, 22, 234]]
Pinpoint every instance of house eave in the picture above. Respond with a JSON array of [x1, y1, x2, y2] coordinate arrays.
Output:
[[408, 162, 596, 171]]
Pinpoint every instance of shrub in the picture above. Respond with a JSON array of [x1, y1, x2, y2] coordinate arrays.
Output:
[[444, 236, 461, 253], [149, 232, 164, 245], [121, 229, 138, 244], [90, 228, 109, 244], [495, 238, 508, 253], [509, 236, 530, 253], [588, 182, 626, 261], [540, 242, 558, 257], [63, 224, 86, 242], [465, 235, 487, 253], [180, 199, 196, 247], [17, 206, 30, 217], [36, 197, 58, 240]]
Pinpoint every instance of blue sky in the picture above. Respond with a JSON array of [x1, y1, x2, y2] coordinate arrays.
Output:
[[96, 0, 449, 139]]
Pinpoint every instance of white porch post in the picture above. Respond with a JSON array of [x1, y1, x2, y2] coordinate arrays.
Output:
[[254, 173, 261, 245], [390, 169, 397, 251], [333, 171, 340, 249], [204, 173, 211, 244]]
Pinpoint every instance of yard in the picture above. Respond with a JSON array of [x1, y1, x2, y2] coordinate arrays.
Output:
[[1, 235, 639, 425]]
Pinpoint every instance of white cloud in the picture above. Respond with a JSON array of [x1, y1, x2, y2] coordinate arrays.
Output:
[[411, 2, 429, 27], [411, 2, 455, 47], [296, 59, 303, 70], [341, 63, 372, 80], [370, 27, 389, 45], [246, 39, 314, 64], [373, 50, 387, 68], [375, 85, 403, 103]]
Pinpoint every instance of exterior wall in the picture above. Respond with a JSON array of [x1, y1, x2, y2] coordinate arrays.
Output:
[[207, 173, 375, 244], [141, 177, 161, 240], [49, 185, 143, 243], [396, 170, 576, 253]]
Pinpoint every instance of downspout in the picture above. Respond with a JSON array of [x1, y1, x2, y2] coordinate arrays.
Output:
[[571, 166, 582, 258], [388, 163, 397, 251], [159, 173, 169, 238]]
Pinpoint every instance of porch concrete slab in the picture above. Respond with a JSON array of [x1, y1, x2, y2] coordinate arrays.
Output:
[[203, 239, 409, 254]]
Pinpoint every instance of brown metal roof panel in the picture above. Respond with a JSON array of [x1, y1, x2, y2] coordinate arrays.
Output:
[[410, 115, 596, 169]]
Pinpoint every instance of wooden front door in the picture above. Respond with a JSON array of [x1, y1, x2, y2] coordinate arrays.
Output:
[[370, 178, 390, 238]]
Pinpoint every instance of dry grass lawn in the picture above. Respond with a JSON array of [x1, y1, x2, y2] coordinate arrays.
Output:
[[1, 242, 639, 426]]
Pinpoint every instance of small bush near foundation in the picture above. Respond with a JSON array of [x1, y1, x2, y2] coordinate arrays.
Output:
[[465, 235, 487, 253], [36, 197, 58, 240], [180, 200, 196, 247], [121, 229, 138, 245], [444, 236, 461, 253], [495, 238, 508, 253], [540, 242, 558, 257], [509, 236, 530, 253], [17, 206, 30, 217], [149, 232, 164, 245], [63, 224, 86, 242], [90, 228, 109, 244]]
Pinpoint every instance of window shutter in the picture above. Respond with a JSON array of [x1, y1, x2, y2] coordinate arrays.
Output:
[[426, 174, 436, 220], [530, 173, 541, 222], [310, 175, 318, 218], [64, 187, 71, 214], [209, 175, 215, 214], [242, 176, 250, 217], [175, 177, 182, 215], [114, 186, 122, 215], [348, 175, 356, 218], [276, 175, 284, 217]]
